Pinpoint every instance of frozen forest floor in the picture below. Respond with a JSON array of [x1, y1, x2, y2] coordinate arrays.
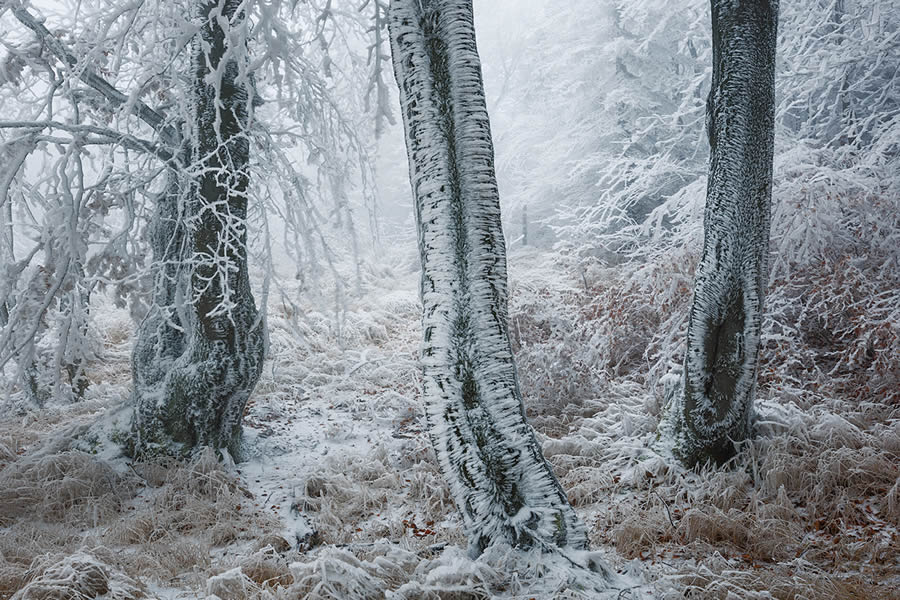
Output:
[[1, 247, 898, 599]]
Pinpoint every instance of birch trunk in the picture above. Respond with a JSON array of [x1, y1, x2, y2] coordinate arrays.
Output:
[[130, 0, 264, 459], [661, 0, 778, 467], [388, 0, 589, 556]]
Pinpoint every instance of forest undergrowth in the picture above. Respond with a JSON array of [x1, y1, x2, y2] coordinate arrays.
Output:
[[0, 240, 898, 599]]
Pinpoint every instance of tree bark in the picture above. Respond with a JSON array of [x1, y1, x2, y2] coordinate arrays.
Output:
[[0, 138, 34, 329], [130, 169, 187, 415], [388, 0, 590, 557], [661, 0, 778, 467], [130, 0, 264, 460]]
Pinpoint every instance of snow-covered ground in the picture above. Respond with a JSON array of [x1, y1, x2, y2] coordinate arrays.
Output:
[[0, 248, 898, 599]]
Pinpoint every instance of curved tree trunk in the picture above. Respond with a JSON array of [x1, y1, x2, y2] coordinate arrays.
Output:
[[661, 0, 779, 467], [388, 0, 590, 557], [130, 0, 264, 460]]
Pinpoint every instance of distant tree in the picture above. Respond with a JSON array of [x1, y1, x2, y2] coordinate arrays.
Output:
[[388, 0, 599, 559], [477, 0, 712, 253], [659, 0, 779, 466]]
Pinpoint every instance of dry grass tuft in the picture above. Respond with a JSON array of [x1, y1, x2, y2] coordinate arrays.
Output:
[[287, 548, 385, 600], [0, 451, 138, 527], [676, 506, 799, 562], [103, 449, 280, 580], [0, 441, 287, 597], [0, 525, 91, 598], [756, 432, 900, 531], [0, 441, 15, 465], [11, 551, 144, 600], [661, 561, 896, 600], [612, 506, 670, 558], [238, 548, 293, 588], [294, 444, 456, 548]]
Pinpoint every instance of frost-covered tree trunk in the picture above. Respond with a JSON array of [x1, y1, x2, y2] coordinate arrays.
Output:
[[131, 170, 187, 416], [130, 0, 264, 460], [388, 0, 589, 556], [0, 139, 33, 329], [661, 0, 778, 467]]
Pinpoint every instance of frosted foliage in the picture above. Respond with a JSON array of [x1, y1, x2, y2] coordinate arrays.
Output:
[[0, 0, 375, 410], [483, 0, 712, 247], [491, 0, 900, 278], [388, 0, 603, 561]]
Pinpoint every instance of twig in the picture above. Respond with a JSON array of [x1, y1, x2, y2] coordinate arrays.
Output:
[[126, 462, 148, 484], [0, 121, 174, 162], [652, 490, 677, 529], [617, 583, 643, 599]]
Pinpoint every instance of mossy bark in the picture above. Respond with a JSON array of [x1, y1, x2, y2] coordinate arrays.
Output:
[[130, 0, 264, 460]]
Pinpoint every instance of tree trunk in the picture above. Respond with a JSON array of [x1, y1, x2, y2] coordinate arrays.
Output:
[[0, 139, 32, 328], [661, 0, 778, 467], [130, 0, 264, 460], [388, 0, 589, 557], [130, 169, 188, 426]]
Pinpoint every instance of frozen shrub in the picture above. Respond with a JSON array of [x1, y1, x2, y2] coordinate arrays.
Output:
[[508, 250, 695, 422]]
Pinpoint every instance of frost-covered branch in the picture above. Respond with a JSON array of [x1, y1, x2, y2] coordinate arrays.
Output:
[[7, 0, 180, 148], [0, 121, 173, 161], [360, 0, 395, 137]]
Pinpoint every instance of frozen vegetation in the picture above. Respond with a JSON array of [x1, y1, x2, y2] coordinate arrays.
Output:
[[1, 242, 898, 597], [1, 0, 899, 598]]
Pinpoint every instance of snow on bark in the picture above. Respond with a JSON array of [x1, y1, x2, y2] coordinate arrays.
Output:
[[131, 171, 187, 407], [130, 0, 264, 460], [388, 0, 591, 557], [661, 0, 779, 467], [0, 138, 34, 329]]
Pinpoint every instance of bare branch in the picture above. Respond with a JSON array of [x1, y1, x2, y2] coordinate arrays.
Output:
[[0, 120, 174, 161], [7, 0, 180, 149]]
